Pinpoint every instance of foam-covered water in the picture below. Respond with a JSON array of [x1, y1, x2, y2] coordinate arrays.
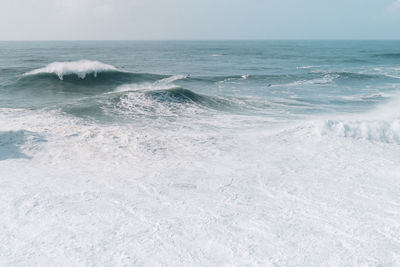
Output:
[[1, 41, 400, 266]]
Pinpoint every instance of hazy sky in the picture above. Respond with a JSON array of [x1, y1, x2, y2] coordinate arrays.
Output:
[[1, 0, 400, 40]]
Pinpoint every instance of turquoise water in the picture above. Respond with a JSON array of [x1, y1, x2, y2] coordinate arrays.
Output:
[[1, 41, 400, 266]]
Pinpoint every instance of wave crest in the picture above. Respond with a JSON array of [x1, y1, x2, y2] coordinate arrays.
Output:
[[24, 60, 119, 80]]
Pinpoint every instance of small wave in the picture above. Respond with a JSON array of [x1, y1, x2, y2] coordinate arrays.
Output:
[[24, 60, 119, 80], [296, 65, 321, 69], [155, 74, 189, 84], [333, 72, 377, 80], [340, 92, 390, 102], [114, 82, 177, 94], [310, 71, 378, 80], [280, 74, 338, 87], [383, 74, 400, 79], [145, 87, 232, 108], [113, 74, 188, 94], [192, 74, 292, 84], [373, 53, 400, 59]]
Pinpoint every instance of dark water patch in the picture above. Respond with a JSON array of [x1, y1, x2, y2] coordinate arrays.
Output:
[[145, 87, 235, 110], [342, 58, 371, 64], [0, 130, 45, 160], [61, 100, 110, 121]]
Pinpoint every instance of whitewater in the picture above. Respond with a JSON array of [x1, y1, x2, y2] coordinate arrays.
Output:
[[1, 41, 400, 266]]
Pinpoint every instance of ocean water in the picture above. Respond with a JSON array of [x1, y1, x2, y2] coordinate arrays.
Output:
[[1, 41, 400, 265]]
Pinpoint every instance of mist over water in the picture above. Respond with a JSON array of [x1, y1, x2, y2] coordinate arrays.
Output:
[[1, 41, 400, 266]]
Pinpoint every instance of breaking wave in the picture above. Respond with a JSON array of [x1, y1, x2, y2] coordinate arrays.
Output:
[[321, 119, 400, 144], [15, 61, 168, 93], [24, 60, 119, 80], [315, 94, 400, 144]]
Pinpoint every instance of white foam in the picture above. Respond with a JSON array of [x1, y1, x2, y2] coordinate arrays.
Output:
[[24, 60, 118, 80], [1, 104, 400, 266], [2, 91, 400, 266], [1, 106, 400, 266], [113, 83, 175, 93], [308, 92, 400, 144]]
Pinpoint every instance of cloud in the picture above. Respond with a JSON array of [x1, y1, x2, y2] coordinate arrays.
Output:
[[389, 0, 400, 12]]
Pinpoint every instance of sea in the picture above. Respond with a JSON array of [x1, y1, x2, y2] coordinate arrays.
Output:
[[1, 41, 400, 266]]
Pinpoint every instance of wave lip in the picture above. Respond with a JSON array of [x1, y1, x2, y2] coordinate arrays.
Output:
[[23, 60, 119, 80]]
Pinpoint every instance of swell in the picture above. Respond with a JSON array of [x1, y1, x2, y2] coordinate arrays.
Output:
[[61, 86, 241, 120], [15, 60, 167, 93], [145, 87, 234, 108], [18, 71, 166, 90], [11, 62, 398, 97]]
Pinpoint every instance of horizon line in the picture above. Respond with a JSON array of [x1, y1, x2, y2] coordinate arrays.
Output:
[[1, 39, 400, 42]]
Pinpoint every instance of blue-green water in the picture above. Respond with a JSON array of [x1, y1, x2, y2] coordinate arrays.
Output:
[[1, 41, 400, 119], [1, 41, 400, 266]]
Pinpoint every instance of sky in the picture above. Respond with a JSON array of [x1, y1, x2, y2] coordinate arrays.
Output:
[[0, 0, 400, 40]]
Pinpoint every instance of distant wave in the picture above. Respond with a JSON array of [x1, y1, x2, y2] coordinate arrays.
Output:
[[24, 60, 119, 80], [296, 65, 321, 69], [373, 53, 400, 59], [310, 71, 378, 80]]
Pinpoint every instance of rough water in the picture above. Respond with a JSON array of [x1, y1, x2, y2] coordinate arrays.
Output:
[[1, 41, 400, 266]]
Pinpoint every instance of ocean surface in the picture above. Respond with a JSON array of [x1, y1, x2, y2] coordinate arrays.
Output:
[[1, 41, 400, 266]]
